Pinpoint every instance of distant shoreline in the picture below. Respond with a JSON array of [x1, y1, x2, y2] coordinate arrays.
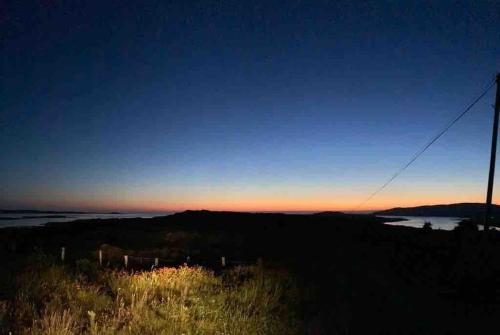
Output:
[[0, 209, 122, 215], [0, 215, 70, 221], [0, 210, 406, 230]]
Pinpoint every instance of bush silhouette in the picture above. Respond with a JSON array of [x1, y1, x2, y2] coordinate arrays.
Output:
[[422, 221, 432, 232]]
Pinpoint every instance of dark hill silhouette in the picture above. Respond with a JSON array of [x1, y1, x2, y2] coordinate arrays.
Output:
[[375, 202, 500, 218]]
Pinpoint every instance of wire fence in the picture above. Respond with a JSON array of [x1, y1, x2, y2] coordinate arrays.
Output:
[[58, 246, 259, 271]]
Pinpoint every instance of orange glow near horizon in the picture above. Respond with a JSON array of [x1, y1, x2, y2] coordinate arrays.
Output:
[[3, 177, 493, 213], [9, 191, 492, 213]]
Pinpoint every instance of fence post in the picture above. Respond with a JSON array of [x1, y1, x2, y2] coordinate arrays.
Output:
[[61, 247, 65, 262], [221, 256, 226, 267], [124, 255, 128, 268], [98, 249, 103, 266], [154, 257, 159, 267]]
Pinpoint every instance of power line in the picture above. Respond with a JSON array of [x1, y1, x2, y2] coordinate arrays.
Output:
[[354, 78, 497, 210]]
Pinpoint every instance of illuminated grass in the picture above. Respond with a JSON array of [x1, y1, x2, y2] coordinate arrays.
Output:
[[7, 257, 301, 334]]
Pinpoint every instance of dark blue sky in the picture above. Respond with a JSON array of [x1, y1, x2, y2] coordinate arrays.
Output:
[[1, 1, 499, 211]]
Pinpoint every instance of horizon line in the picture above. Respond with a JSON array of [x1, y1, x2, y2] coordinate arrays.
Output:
[[1, 201, 495, 215]]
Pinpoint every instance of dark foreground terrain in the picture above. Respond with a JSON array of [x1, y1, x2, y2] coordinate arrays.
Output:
[[1, 211, 500, 334]]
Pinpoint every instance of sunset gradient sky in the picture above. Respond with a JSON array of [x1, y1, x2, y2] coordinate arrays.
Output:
[[1, 1, 499, 212]]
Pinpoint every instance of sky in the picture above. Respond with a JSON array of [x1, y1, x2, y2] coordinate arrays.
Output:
[[1, 1, 499, 212]]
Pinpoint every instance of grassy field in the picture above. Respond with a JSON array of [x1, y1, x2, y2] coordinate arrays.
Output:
[[2, 255, 301, 334]]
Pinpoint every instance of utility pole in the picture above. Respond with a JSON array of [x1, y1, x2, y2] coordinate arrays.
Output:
[[484, 73, 500, 231]]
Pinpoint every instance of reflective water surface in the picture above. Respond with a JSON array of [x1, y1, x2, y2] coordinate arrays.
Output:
[[382, 216, 462, 231], [0, 212, 171, 228]]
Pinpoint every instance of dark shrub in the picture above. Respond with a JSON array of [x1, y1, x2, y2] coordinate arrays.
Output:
[[454, 219, 478, 233]]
